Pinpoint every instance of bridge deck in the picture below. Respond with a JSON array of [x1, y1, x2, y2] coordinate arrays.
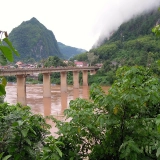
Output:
[[0, 66, 100, 76]]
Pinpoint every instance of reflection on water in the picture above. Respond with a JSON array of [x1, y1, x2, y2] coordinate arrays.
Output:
[[73, 88, 79, 100], [4, 83, 110, 135], [82, 86, 89, 99], [4, 84, 91, 116], [60, 92, 67, 115], [4, 84, 110, 116], [43, 97, 51, 116]]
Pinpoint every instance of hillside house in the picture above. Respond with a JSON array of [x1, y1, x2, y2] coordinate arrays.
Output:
[[74, 61, 88, 67], [15, 62, 37, 68], [63, 60, 68, 64], [0, 66, 9, 69], [16, 61, 23, 68]]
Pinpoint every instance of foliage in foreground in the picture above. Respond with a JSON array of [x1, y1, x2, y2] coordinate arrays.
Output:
[[52, 66, 160, 160], [0, 31, 19, 96], [0, 103, 63, 160]]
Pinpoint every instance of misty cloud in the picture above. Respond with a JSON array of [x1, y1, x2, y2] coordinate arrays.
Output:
[[93, 0, 160, 48]]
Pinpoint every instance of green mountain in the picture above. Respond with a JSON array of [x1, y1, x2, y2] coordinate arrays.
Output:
[[90, 9, 160, 66], [72, 9, 160, 85], [9, 17, 63, 61], [74, 9, 160, 66], [58, 42, 86, 60], [106, 9, 160, 43]]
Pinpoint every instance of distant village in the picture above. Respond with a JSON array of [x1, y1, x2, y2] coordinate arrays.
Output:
[[0, 60, 103, 69]]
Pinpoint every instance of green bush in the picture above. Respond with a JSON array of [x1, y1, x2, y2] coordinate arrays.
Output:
[[53, 66, 160, 159], [0, 103, 63, 160]]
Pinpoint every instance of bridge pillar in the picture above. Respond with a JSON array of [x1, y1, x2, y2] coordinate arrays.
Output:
[[83, 70, 88, 86], [73, 71, 79, 89], [17, 75, 26, 106], [61, 72, 67, 92], [43, 73, 51, 98]]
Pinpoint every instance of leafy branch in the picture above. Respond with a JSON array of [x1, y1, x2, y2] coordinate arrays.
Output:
[[0, 31, 19, 96]]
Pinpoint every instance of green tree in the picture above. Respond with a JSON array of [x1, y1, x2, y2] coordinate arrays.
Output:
[[87, 52, 99, 66], [44, 56, 66, 67], [0, 103, 63, 160], [71, 52, 88, 61], [53, 66, 160, 159], [0, 31, 19, 96], [0, 31, 63, 160], [152, 24, 160, 36]]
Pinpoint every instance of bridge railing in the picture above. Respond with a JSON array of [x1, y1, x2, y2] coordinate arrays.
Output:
[[0, 66, 100, 76]]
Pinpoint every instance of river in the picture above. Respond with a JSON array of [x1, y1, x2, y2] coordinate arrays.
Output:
[[4, 83, 110, 135]]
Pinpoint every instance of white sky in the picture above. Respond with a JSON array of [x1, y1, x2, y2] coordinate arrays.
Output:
[[1, 0, 160, 51]]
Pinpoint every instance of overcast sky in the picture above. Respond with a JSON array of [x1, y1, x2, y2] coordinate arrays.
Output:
[[1, 0, 160, 51]]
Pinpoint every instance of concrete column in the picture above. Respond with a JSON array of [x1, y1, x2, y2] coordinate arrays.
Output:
[[83, 70, 88, 86], [43, 73, 51, 98], [73, 71, 79, 89], [17, 75, 26, 106], [60, 72, 67, 92]]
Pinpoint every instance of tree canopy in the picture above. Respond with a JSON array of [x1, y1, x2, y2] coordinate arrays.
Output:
[[52, 66, 160, 159], [0, 31, 19, 96], [71, 9, 160, 85]]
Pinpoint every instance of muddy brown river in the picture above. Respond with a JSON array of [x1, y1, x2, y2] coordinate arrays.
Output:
[[4, 83, 110, 135]]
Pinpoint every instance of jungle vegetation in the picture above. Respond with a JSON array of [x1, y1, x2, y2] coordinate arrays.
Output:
[[53, 66, 160, 160], [71, 9, 160, 85], [1, 8, 160, 160]]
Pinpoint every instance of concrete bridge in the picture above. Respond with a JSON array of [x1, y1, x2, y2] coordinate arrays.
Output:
[[0, 66, 99, 106]]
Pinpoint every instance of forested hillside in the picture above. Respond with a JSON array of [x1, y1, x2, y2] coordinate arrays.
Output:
[[72, 9, 160, 85], [58, 42, 86, 60], [9, 17, 63, 61], [108, 9, 160, 43], [92, 9, 160, 67], [9, 17, 87, 62]]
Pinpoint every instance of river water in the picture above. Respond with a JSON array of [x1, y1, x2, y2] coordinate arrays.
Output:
[[4, 83, 110, 135]]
